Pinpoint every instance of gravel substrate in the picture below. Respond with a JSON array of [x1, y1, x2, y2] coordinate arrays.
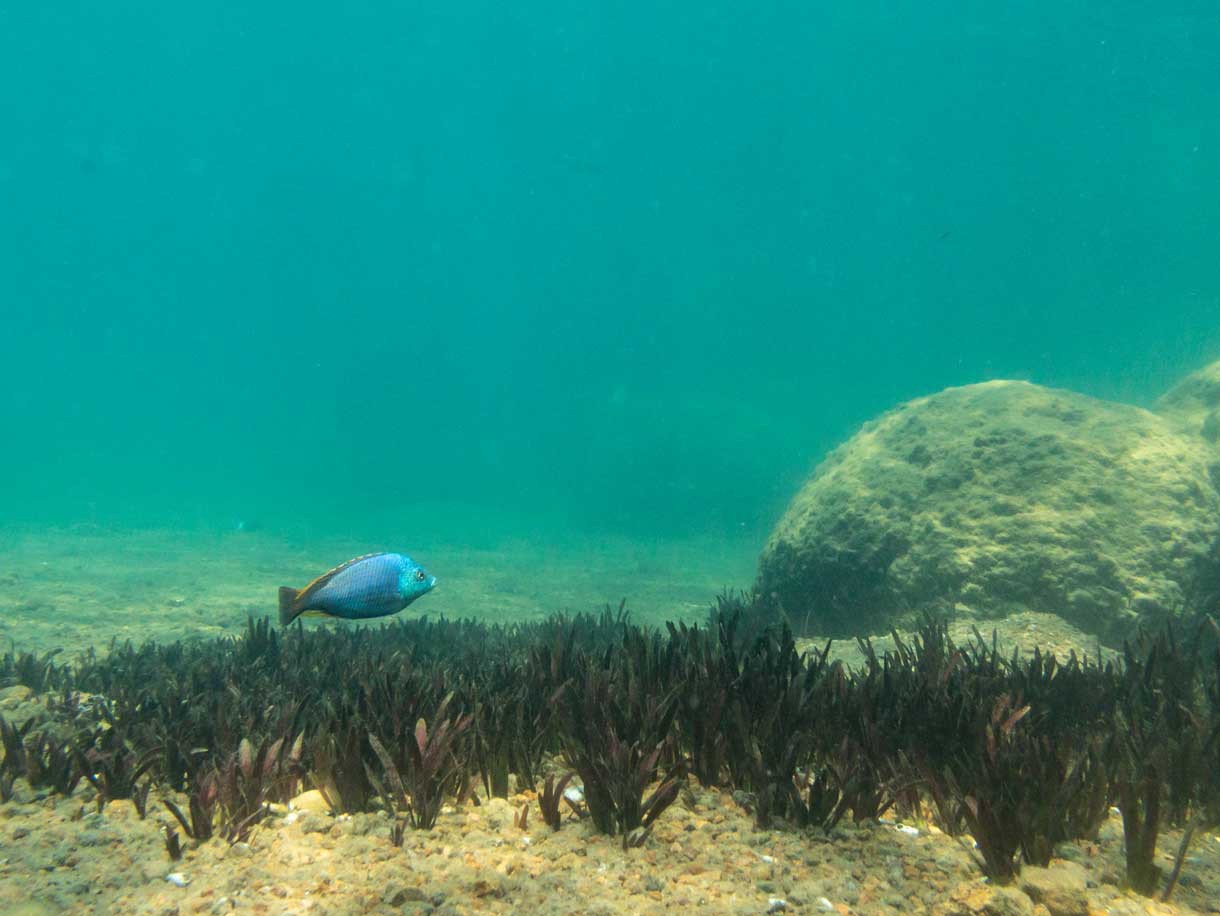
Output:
[[1, 766, 1216, 916]]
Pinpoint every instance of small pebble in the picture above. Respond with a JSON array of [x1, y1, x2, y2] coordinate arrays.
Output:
[[895, 824, 920, 837], [166, 873, 189, 887], [817, 898, 835, 912], [564, 786, 585, 804], [767, 898, 788, 913]]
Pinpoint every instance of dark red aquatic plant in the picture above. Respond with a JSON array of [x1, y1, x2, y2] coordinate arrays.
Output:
[[164, 825, 183, 861], [163, 769, 219, 843], [368, 694, 473, 830], [537, 771, 575, 831], [553, 638, 685, 848]]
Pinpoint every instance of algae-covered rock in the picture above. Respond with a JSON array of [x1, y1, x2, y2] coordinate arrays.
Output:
[[758, 380, 1220, 639], [934, 883, 1035, 916], [1018, 862, 1089, 916], [288, 789, 331, 816], [1155, 358, 1220, 443]]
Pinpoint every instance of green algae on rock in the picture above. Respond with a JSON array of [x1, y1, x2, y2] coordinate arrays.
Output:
[[1156, 358, 1220, 445], [757, 379, 1220, 639]]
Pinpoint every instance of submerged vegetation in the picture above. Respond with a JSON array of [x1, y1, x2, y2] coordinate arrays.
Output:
[[1, 600, 1218, 899]]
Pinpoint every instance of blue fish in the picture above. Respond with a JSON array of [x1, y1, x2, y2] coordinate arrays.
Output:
[[278, 552, 436, 626]]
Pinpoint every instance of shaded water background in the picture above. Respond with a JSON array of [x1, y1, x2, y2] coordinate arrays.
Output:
[[1, 3, 1218, 617]]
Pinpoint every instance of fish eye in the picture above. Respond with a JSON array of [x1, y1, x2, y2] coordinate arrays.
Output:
[[415, 570, 427, 582]]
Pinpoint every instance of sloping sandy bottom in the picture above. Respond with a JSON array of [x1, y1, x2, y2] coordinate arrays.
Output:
[[0, 525, 756, 658]]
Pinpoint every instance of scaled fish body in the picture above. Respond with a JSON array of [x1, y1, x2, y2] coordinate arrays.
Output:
[[278, 552, 436, 626]]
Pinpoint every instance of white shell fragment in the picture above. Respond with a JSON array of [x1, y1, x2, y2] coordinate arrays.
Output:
[[895, 824, 921, 837], [563, 786, 585, 804], [166, 873, 189, 887], [817, 898, 835, 912], [767, 898, 788, 913]]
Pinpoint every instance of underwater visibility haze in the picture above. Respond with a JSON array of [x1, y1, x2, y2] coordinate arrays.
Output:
[[1, 0, 1218, 551], [2, 2, 1220, 913]]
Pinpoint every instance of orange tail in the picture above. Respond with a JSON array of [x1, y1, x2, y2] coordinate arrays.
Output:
[[278, 586, 303, 626]]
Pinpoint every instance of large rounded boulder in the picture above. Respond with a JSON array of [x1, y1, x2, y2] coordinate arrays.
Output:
[[757, 380, 1220, 639]]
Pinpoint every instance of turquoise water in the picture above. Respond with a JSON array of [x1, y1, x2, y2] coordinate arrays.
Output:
[[2, 2, 1217, 557]]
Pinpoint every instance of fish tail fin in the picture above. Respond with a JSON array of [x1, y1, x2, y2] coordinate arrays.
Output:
[[278, 586, 303, 626]]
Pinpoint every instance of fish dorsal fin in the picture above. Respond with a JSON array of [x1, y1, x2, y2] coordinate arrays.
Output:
[[294, 552, 390, 608]]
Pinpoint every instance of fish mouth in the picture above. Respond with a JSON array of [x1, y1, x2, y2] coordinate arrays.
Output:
[[427, 575, 438, 590]]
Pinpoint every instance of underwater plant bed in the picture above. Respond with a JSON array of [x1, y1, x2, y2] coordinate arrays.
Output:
[[0, 602, 1218, 909]]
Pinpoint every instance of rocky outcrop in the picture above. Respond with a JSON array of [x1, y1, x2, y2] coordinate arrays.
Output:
[[757, 378, 1220, 639], [1156, 358, 1220, 443]]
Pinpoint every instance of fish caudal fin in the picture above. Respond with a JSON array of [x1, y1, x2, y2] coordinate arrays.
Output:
[[278, 586, 303, 626]]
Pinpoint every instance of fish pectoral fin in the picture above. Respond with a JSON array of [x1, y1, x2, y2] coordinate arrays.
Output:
[[300, 609, 333, 618]]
